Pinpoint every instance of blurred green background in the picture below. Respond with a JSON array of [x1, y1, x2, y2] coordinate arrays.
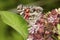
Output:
[[0, 0, 60, 40], [0, 0, 60, 12]]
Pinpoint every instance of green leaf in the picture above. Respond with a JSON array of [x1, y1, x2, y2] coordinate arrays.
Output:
[[57, 24, 60, 35], [0, 15, 7, 40], [57, 24, 60, 40], [0, 11, 28, 40], [0, 14, 24, 40], [12, 31, 24, 40]]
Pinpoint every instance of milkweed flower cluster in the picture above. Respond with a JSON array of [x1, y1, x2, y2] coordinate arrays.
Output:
[[17, 5, 60, 40]]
